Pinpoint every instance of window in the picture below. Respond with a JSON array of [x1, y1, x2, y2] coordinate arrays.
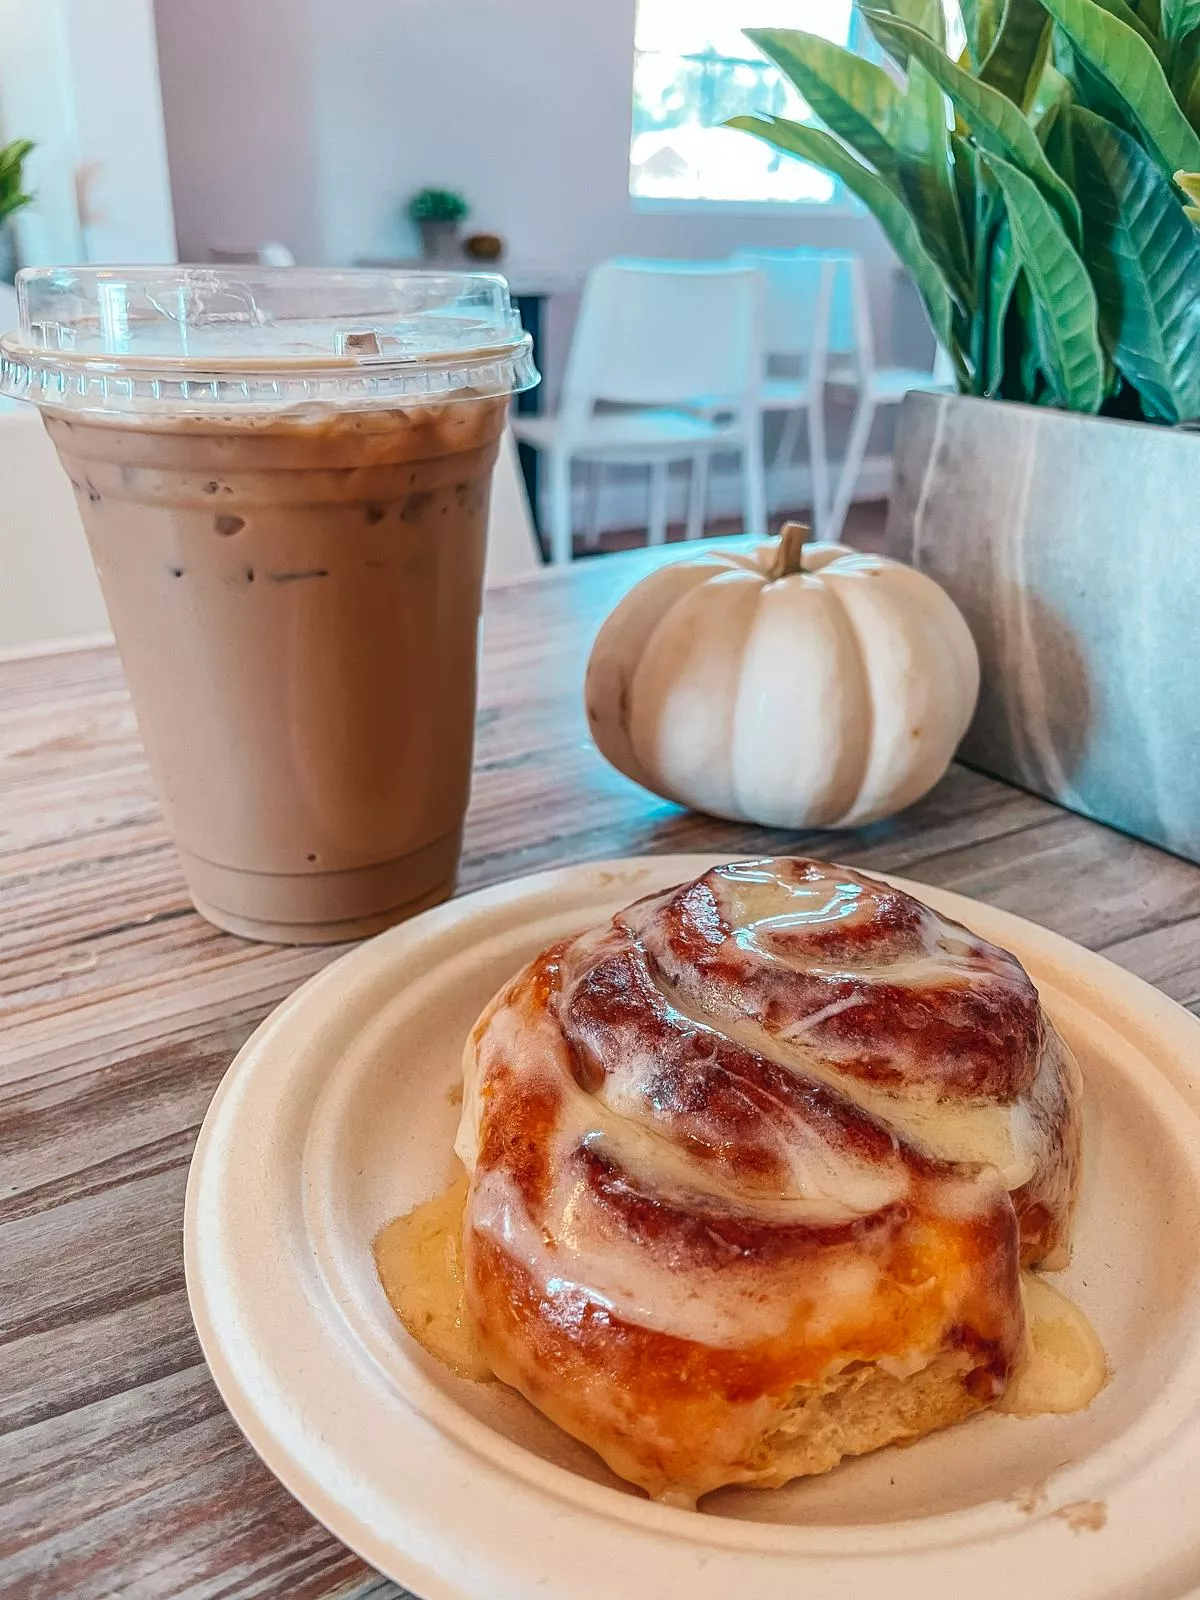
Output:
[[630, 0, 855, 205], [629, 0, 965, 207]]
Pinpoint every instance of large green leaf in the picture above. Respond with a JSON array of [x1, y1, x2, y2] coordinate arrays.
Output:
[[1087, 0, 1167, 58], [1185, 49, 1200, 122], [952, 132, 979, 254], [985, 151, 1106, 408], [1051, 26, 1126, 125], [744, 26, 971, 305], [1030, 60, 1073, 131], [1169, 29, 1200, 117], [1071, 109, 1200, 418], [961, 0, 1006, 65], [1037, 0, 1200, 172], [865, 9, 1083, 236], [1042, 77, 1081, 200], [969, 173, 1001, 385], [1030, 301, 1068, 401], [728, 114, 963, 369], [900, 0, 949, 43], [1162, 0, 1200, 41], [985, 216, 1022, 393], [1013, 276, 1048, 397], [980, 0, 1052, 107], [745, 30, 902, 180], [1135, 0, 1164, 33], [890, 56, 974, 303], [863, 0, 947, 64]]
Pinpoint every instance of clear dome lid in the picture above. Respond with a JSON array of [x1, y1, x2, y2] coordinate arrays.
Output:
[[0, 265, 539, 414]]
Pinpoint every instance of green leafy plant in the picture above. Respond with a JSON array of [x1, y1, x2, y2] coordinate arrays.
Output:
[[406, 187, 470, 224], [0, 139, 34, 226], [729, 0, 1200, 422]]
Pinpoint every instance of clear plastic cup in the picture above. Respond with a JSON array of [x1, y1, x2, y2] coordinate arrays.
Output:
[[1, 266, 538, 943]]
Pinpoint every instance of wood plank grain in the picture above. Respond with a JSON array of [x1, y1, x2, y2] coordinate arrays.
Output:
[[3, 539, 1199, 1599]]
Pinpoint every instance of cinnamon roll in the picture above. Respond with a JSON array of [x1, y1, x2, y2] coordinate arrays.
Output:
[[455, 858, 1082, 1504]]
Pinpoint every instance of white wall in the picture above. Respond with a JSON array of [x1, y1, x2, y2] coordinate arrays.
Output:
[[60, 0, 178, 262], [153, 0, 904, 362], [0, 0, 175, 265], [154, 0, 320, 264]]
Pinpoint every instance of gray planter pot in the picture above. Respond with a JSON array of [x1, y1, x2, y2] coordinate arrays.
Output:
[[417, 219, 462, 262], [887, 389, 1200, 862]]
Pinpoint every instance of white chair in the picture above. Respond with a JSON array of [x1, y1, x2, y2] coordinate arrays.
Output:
[[0, 409, 109, 652], [512, 259, 766, 563], [732, 248, 858, 537], [484, 426, 541, 583], [826, 257, 954, 543]]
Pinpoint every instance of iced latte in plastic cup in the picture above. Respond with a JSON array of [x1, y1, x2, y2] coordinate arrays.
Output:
[[0, 267, 538, 942]]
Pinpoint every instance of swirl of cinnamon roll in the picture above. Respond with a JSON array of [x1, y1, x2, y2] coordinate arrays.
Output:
[[455, 858, 1082, 1505]]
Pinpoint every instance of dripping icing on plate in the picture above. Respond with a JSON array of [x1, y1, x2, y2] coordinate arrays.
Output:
[[1000, 1272, 1107, 1416], [374, 1180, 1107, 1430], [373, 1175, 493, 1383]]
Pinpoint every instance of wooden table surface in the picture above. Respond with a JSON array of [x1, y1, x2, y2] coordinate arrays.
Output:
[[5, 539, 1200, 1600]]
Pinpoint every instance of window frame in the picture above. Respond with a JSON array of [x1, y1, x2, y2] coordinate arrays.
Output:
[[630, 194, 863, 217]]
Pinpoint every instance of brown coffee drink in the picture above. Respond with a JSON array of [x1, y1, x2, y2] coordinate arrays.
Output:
[[2, 268, 536, 941]]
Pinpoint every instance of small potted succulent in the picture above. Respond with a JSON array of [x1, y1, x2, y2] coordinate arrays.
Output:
[[0, 139, 34, 283], [731, 2, 1200, 862], [407, 187, 470, 262]]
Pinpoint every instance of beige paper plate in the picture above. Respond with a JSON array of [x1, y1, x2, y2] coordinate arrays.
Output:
[[184, 857, 1200, 1600]]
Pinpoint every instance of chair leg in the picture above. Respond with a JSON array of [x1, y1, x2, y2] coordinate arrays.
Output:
[[827, 397, 875, 545], [685, 453, 708, 542], [581, 459, 604, 551], [647, 460, 669, 546], [741, 419, 768, 539], [774, 404, 805, 474], [547, 449, 573, 564], [808, 391, 830, 540], [772, 405, 814, 533]]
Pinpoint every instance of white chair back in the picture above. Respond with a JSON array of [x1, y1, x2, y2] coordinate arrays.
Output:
[[559, 259, 762, 427], [732, 248, 858, 363], [729, 246, 838, 356]]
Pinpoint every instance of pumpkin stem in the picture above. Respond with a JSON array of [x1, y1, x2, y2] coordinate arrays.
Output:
[[768, 520, 810, 582]]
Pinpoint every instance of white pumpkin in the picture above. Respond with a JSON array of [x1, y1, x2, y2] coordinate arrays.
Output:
[[585, 524, 979, 828]]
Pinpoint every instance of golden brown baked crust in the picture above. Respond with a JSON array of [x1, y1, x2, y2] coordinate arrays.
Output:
[[456, 858, 1082, 1503]]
